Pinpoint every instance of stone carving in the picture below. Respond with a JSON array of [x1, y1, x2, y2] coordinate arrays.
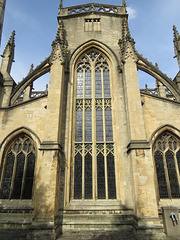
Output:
[[173, 25, 180, 68], [118, 19, 137, 67], [50, 20, 68, 64]]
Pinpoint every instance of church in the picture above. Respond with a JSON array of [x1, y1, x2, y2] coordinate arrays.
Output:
[[0, 0, 180, 239]]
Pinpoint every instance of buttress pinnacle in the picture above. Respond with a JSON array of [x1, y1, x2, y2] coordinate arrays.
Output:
[[2, 30, 15, 60]]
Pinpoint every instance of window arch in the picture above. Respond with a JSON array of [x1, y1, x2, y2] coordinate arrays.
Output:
[[0, 134, 36, 200], [153, 131, 180, 199], [73, 48, 116, 200]]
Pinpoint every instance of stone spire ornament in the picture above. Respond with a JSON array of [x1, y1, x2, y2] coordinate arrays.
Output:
[[58, 0, 63, 15], [118, 18, 136, 64], [122, 0, 127, 7], [50, 20, 68, 64], [59, 0, 63, 10], [173, 25, 180, 69], [1, 30, 15, 74]]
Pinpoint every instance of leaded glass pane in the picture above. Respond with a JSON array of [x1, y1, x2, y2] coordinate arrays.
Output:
[[11, 153, 25, 199], [105, 107, 113, 141], [95, 70, 102, 98], [75, 108, 83, 142], [22, 153, 35, 199], [96, 108, 103, 142], [85, 108, 92, 142], [77, 70, 83, 98], [85, 153, 92, 199], [1, 152, 15, 199], [165, 151, 180, 198], [97, 153, 105, 199], [73, 49, 115, 200], [85, 70, 91, 98], [103, 69, 111, 98], [74, 153, 82, 199], [0, 135, 36, 200], [154, 151, 168, 198], [107, 153, 116, 199]]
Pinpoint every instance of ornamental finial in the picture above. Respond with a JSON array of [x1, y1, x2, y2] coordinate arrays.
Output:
[[59, 0, 63, 9], [122, 0, 127, 7]]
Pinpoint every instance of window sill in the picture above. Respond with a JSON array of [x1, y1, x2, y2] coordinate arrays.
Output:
[[0, 199, 33, 213], [64, 200, 133, 211]]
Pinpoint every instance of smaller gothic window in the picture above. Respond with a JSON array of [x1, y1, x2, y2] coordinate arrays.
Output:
[[153, 132, 180, 199], [0, 134, 36, 200]]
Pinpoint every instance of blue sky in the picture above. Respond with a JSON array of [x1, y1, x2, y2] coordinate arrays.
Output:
[[1, 0, 180, 90]]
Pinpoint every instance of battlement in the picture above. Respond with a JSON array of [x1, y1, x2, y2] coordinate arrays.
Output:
[[59, 3, 127, 17]]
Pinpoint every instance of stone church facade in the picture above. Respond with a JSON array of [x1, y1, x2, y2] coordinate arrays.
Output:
[[0, 1, 180, 239]]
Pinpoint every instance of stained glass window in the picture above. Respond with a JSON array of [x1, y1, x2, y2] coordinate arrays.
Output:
[[0, 135, 36, 200], [73, 49, 116, 200], [153, 132, 180, 199]]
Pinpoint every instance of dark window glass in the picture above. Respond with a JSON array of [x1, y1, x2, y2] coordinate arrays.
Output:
[[105, 107, 113, 141], [85, 70, 91, 98], [74, 153, 82, 199], [1, 152, 15, 199], [85, 153, 92, 199], [97, 153, 105, 199], [95, 70, 102, 98], [22, 153, 35, 199], [103, 69, 111, 98], [75, 108, 83, 142], [85, 108, 92, 142], [77, 70, 83, 98], [11, 153, 25, 199], [0, 135, 36, 200], [107, 153, 116, 199], [96, 108, 103, 142], [154, 151, 168, 198], [166, 151, 180, 198]]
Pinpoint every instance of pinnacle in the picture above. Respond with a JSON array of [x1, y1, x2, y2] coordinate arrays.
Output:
[[173, 25, 179, 39], [2, 30, 15, 57], [122, 0, 127, 7], [59, 0, 63, 9]]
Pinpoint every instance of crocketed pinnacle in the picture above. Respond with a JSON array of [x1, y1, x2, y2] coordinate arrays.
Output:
[[122, 0, 127, 7], [173, 25, 179, 43], [2, 30, 15, 59], [28, 64, 34, 75], [59, 0, 63, 9], [173, 25, 180, 69]]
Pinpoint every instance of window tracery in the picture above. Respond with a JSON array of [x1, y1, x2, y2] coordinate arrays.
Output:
[[73, 49, 116, 200], [153, 132, 180, 199], [0, 134, 36, 200]]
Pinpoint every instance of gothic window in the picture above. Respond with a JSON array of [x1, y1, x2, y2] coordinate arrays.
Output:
[[73, 49, 116, 200], [0, 134, 36, 200], [153, 132, 180, 199]]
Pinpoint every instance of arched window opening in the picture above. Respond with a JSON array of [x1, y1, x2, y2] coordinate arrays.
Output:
[[153, 132, 180, 199], [73, 48, 116, 200], [0, 134, 36, 200]]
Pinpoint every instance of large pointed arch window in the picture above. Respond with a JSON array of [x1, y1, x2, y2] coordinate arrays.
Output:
[[73, 49, 116, 200], [153, 132, 180, 199], [0, 134, 36, 200]]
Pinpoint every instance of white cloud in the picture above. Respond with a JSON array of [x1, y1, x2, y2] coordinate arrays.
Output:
[[127, 7, 137, 20]]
